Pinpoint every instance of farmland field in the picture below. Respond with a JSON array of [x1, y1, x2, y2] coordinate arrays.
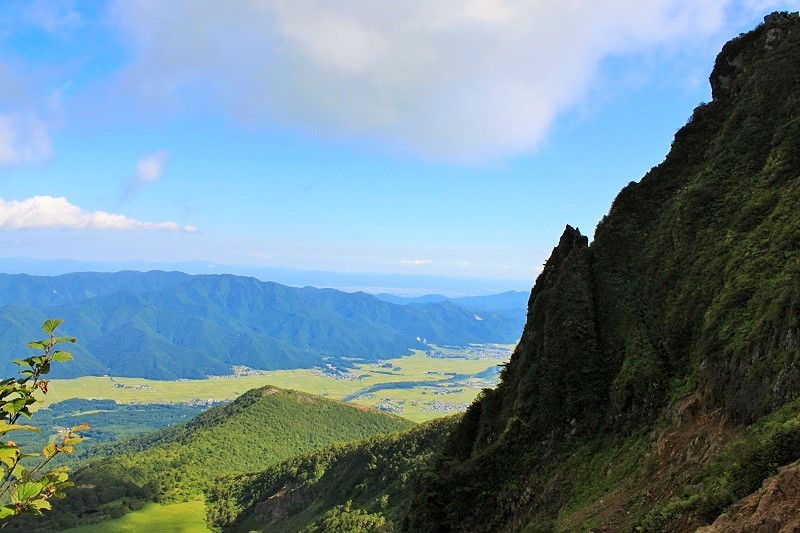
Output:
[[43, 345, 512, 422]]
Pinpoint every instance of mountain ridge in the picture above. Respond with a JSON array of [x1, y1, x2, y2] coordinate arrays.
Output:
[[0, 271, 522, 379], [404, 11, 800, 531]]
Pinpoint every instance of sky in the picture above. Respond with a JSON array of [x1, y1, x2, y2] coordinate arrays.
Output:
[[0, 0, 794, 284]]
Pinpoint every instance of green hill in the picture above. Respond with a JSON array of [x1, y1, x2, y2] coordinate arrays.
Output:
[[401, 12, 800, 532], [206, 416, 458, 532], [17, 386, 413, 531], [0, 272, 522, 379]]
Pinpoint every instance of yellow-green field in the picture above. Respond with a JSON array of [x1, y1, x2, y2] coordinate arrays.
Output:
[[44, 346, 512, 422], [66, 499, 207, 532]]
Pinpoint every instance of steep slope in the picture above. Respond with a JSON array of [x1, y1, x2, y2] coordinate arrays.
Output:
[[405, 12, 800, 532], [18, 386, 413, 530], [0, 272, 522, 379], [206, 416, 458, 532]]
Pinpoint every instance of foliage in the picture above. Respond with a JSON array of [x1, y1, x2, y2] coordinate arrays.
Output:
[[22, 387, 413, 530], [205, 416, 458, 532], [301, 501, 389, 533], [0, 319, 86, 526]]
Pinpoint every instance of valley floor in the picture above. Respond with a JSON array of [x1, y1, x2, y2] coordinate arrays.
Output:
[[42, 345, 512, 423]]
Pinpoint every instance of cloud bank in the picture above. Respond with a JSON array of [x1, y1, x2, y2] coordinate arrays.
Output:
[[110, 0, 749, 161], [0, 196, 197, 232]]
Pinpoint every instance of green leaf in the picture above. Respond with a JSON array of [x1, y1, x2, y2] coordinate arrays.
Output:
[[41, 319, 63, 334], [28, 498, 51, 511], [42, 443, 57, 459], [52, 336, 76, 344], [26, 340, 50, 351], [46, 469, 69, 483], [0, 445, 18, 468], [50, 351, 73, 362], [11, 481, 44, 503], [1, 399, 28, 415], [10, 463, 26, 479], [0, 424, 40, 435], [0, 506, 16, 519]]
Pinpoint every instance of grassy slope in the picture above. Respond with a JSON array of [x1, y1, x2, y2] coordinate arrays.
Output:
[[65, 500, 207, 533], [206, 416, 459, 532], [18, 386, 413, 531]]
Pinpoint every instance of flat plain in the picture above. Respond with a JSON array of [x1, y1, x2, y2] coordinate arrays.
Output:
[[43, 344, 513, 422]]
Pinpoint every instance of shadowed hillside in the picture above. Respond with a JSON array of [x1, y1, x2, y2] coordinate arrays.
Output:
[[403, 12, 800, 531], [206, 416, 458, 532]]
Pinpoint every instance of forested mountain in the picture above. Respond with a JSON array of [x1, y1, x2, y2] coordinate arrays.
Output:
[[0, 271, 521, 379], [189, 13, 800, 532], [405, 12, 800, 531], [16, 387, 413, 530]]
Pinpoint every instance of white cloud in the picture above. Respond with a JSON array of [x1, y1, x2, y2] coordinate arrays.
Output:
[[135, 150, 168, 184], [0, 63, 66, 169], [0, 113, 52, 167], [108, 0, 770, 161], [123, 150, 169, 199], [400, 259, 431, 266], [0, 196, 197, 232]]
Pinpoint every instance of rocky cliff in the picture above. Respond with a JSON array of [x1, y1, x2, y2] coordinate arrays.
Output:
[[407, 12, 800, 532]]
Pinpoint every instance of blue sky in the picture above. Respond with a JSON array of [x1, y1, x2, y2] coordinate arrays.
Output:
[[0, 1, 793, 282]]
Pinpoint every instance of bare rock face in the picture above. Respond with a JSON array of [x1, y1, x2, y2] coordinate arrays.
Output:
[[697, 461, 800, 533]]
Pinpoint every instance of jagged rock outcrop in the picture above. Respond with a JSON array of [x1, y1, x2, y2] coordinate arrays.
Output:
[[407, 12, 800, 532]]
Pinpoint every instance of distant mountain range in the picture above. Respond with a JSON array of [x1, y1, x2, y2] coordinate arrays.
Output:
[[374, 290, 528, 317], [0, 257, 530, 297], [0, 271, 524, 380]]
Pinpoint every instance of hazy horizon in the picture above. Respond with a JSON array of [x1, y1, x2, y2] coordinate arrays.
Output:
[[0, 256, 532, 297]]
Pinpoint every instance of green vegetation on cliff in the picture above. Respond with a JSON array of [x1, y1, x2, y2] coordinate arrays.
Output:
[[405, 12, 800, 532], [206, 416, 458, 532]]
